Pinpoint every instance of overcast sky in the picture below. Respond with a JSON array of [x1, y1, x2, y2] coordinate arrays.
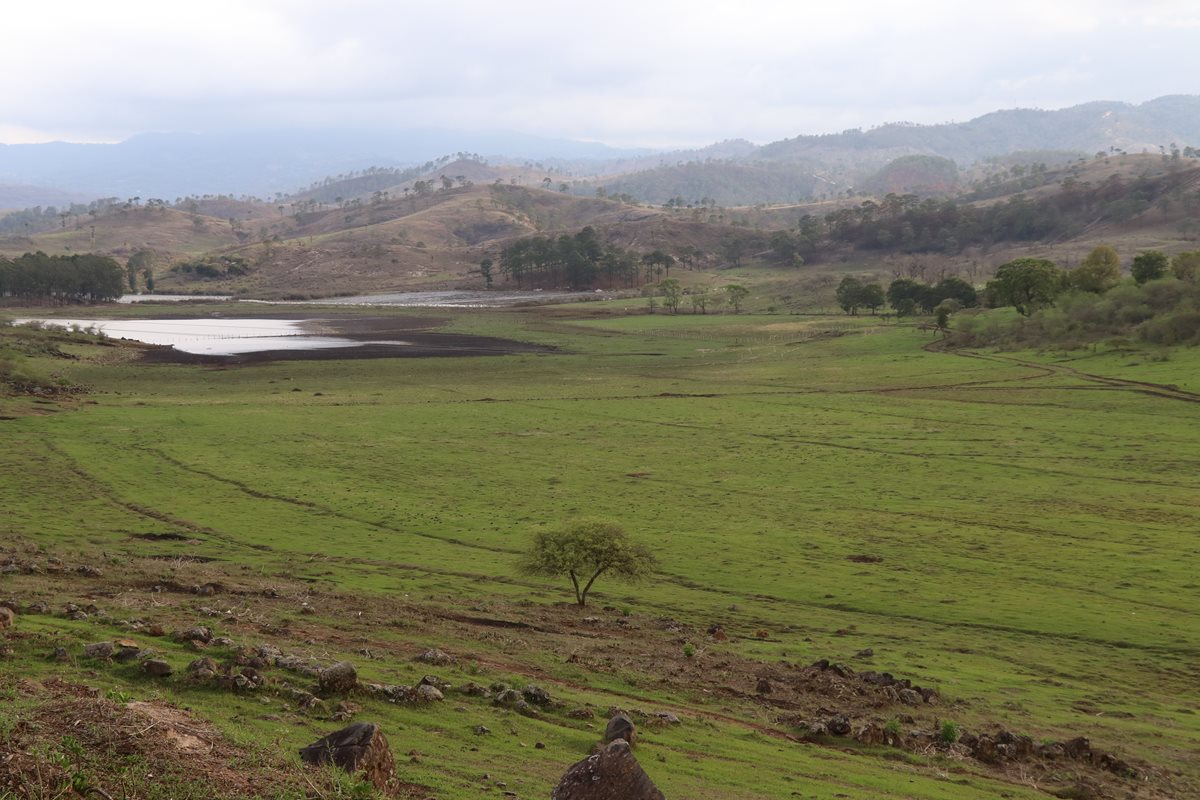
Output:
[[2, 0, 1198, 148]]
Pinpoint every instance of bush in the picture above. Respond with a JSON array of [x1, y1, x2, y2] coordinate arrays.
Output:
[[939, 721, 960, 745]]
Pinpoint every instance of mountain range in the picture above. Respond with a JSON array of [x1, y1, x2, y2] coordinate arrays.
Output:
[[1, 96, 1197, 206]]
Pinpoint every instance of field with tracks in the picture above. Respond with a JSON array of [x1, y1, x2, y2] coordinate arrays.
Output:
[[1, 305, 1198, 799]]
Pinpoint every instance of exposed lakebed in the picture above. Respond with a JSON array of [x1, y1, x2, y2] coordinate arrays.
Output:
[[19, 315, 554, 362]]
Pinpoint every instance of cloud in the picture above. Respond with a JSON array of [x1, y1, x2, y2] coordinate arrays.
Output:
[[2, 0, 1197, 146]]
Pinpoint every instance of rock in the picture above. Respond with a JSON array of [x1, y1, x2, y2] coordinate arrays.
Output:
[[973, 735, 997, 763], [897, 688, 923, 705], [650, 711, 681, 725], [827, 715, 851, 736], [755, 677, 772, 694], [460, 681, 492, 698], [919, 687, 939, 704], [177, 626, 213, 644], [415, 684, 444, 703], [332, 701, 361, 722], [604, 713, 636, 745], [299, 722, 395, 793], [319, 661, 358, 695], [211, 637, 235, 648], [1060, 736, 1090, 759], [854, 723, 885, 746], [415, 648, 454, 665], [567, 707, 594, 720], [0, 607, 14, 629], [473, 725, 491, 735], [76, 565, 103, 577], [551, 739, 664, 800], [522, 684, 552, 706], [50, 647, 70, 662], [145, 623, 166, 637], [83, 642, 114, 660], [855, 648, 874, 658], [494, 688, 523, 708], [142, 659, 173, 677], [27, 602, 50, 614], [187, 656, 219, 674], [418, 675, 449, 691], [67, 611, 89, 621]]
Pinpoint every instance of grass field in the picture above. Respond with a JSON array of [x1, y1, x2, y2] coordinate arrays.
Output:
[[1, 306, 1198, 799]]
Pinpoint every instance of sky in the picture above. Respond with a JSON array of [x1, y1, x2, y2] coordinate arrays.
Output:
[[2, 0, 1198, 148]]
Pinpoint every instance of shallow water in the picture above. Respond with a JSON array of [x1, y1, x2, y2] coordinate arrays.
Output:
[[16, 318, 406, 356], [119, 290, 599, 308]]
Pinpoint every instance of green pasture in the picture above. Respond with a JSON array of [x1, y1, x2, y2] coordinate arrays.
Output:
[[2, 307, 1198, 798]]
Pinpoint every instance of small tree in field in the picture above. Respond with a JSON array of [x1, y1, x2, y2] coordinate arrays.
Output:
[[520, 519, 655, 607]]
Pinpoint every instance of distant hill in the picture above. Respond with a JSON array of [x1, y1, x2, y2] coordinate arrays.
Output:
[[0, 184, 92, 211], [0, 130, 651, 200], [594, 96, 1200, 205], [862, 155, 960, 195]]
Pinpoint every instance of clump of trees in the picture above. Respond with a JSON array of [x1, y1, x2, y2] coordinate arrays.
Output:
[[832, 274, 978, 317], [170, 255, 251, 280], [956, 246, 1200, 347], [498, 227, 668, 290], [519, 518, 656, 607], [0, 252, 125, 305]]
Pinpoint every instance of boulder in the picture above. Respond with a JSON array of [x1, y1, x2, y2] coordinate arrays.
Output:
[[755, 677, 772, 694], [319, 661, 358, 695], [415, 684, 444, 703], [177, 626, 213, 644], [604, 713, 636, 745], [0, 606, 14, 629], [142, 659, 173, 677], [827, 715, 851, 736], [83, 642, 114, 660], [551, 739, 664, 800], [415, 648, 454, 666], [522, 684, 552, 706], [299, 722, 395, 792], [897, 688, 923, 705]]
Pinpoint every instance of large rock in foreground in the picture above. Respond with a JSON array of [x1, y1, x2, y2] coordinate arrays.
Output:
[[299, 722, 395, 791], [552, 739, 664, 800]]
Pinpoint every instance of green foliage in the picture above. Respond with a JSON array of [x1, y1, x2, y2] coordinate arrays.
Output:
[[986, 258, 1066, 316], [1173, 250, 1200, 282], [499, 227, 645, 290], [836, 277, 885, 315], [0, 252, 125, 303], [170, 254, 250, 280], [1071, 245, 1121, 293], [1131, 250, 1170, 285], [519, 518, 656, 606], [682, 643, 697, 658], [939, 721, 960, 745], [657, 278, 683, 314], [724, 284, 749, 313]]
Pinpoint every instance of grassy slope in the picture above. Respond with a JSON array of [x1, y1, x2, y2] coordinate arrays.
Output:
[[1, 309, 1198, 799]]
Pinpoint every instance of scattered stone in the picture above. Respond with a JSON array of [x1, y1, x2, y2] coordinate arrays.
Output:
[[142, 659, 173, 677], [551, 739, 664, 800], [649, 711, 681, 726], [27, 602, 50, 614], [755, 677, 772, 694], [897, 688, 923, 706], [494, 688, 523, 708], [177, 626, 213, 644], [76, 565, 103, 577], [50, 647, 70, 663], [604, 713, 636, 745], [318, 661, 358, 695], [67, 610, 89, 621], [474, 725, 492, 735], [299, 722, 396, 793], [211, 637, 235, 648], [855, 648, 875, 658], [332, 701, 361, 722], [415, 648, 454, 666], [418, 675, 450, 691], [567, 708, 594, 720], [145, 623, 166, 637], [0, 607, 14, 629], [460, 681, 492, 698], [827, 715, 851, 736], [854, 723, 886, 746], [522, 684, 552, 706], [415, 684, 444, 703], [83, 642, 114, 660], [535, 741, 546, 749]]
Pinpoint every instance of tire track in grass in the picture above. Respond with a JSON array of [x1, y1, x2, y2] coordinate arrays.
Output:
[[136, 445, 518, 557]]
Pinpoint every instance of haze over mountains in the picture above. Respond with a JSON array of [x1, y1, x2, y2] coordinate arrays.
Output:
[[1, 95, 1197, 207]]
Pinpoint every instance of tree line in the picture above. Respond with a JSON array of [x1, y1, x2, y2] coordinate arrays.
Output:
[[0, 252, 126, 305]]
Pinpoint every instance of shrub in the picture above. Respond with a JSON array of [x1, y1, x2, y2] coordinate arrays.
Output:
[[939, 721, 960, 745]]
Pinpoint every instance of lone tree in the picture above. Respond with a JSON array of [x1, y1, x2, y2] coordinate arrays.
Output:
[[520, 519, 655, 607]]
